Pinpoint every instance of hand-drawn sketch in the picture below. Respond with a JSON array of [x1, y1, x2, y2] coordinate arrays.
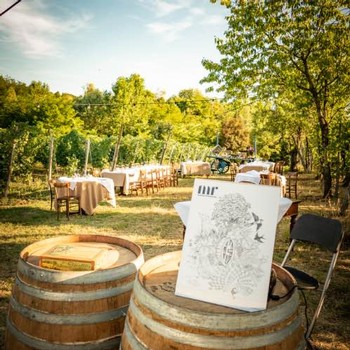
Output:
[[176, 179, 281, 311]]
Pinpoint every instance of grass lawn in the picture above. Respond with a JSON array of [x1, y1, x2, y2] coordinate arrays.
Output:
[[0, 173, 349, 349]]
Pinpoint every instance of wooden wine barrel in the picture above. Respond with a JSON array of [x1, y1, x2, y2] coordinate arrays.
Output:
[[121, 250, 305, 350], [5, 234, 144, 350]]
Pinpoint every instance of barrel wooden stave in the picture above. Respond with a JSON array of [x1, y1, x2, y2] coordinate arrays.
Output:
[[5, 235, 144, 350], [121, 250, 305, 350]]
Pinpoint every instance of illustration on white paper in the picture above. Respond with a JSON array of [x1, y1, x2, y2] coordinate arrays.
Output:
[[175, 179, 281, 312]]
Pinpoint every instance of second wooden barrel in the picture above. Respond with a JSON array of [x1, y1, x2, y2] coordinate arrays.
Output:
[[5, 234, 144, 350], [121, 250, 305, 350]]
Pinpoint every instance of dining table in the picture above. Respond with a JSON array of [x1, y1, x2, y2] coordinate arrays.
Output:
[[239, 160, 275, 173], [235, 170, 287, 196], [101, 165, 171, 195], [179, 161, 211, 177], [58, 176, 116, 215]]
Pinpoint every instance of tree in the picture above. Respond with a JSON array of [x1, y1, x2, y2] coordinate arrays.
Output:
[[110, 74, 155, 169], [221, 105, 251, 153], [203, 1, 350, 197], [74, 84, 113, 136]]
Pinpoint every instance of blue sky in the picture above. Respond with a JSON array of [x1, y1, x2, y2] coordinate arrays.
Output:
[[0, 0, 229, 98]]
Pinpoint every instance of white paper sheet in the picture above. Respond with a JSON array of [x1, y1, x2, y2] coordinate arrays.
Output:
[[175, 179, 281, 312]]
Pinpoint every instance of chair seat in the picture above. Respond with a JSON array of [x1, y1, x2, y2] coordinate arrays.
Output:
[[284, 266, 319, 290]]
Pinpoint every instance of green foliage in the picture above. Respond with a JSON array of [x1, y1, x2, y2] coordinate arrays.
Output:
[[0, 124, 47, 183], [74, 84, 113, 136], [55, 130, 86, 174], [111, 74, 156, 136], [202, 1, 350, 195]]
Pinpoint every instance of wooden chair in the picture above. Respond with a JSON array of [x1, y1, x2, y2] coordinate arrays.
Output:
[[260, 173, 279, 186], [51, 180, 81, 220], [149, 169, 159, 193], [142, 170, 156, 195], [274, 161, 285, 175], [156, 169, 165, 190], [162, 167, 172, 188], [286, 172, 298, 199], [170, 167, 179, 187], [129, 170, 148, 196]]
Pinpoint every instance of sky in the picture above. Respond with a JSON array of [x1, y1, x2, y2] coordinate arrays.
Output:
[[0, 0, 229, 98]]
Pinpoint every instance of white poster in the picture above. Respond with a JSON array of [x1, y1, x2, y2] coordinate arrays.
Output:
[[175, 179, 281, 312]]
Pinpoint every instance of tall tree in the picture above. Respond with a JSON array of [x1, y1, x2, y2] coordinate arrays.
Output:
[[203, 1, 350, 197], [110, 74, 155, 169], [74, 84, 113, 136]]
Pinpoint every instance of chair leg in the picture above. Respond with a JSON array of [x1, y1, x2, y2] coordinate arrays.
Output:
[[56, 201, 61, 220], [305, 251, 340, 339], [66, 200, 70, 220]]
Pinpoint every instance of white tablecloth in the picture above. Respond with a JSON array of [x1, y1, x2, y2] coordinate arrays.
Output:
[[180, 161, 211, 176], [58, 176, 116, 212], [175, 196, 292, 226], [239, 161, 275, 173], [101, 165, 171, 195], [235, 170, 261, 184]]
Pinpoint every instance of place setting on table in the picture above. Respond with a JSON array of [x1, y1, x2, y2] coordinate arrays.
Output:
[[56, 175, 116, 215]]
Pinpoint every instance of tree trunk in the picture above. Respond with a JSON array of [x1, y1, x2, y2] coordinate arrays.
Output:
[[339, 173, 350, 216], [4, 139, 16, 198], [111, 125, 124, 171], [48, 137, 54, 180], [322, 163, 332, 198], [83, 139, 90, 176], [290, 148, 298, 172]]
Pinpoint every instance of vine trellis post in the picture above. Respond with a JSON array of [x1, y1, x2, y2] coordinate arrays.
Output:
[[111, 125, 124, 171], [83, 139, 90, 176], [48, 136, 54, 180]]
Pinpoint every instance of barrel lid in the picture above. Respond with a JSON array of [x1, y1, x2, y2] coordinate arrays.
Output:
[[138, 250, 296, 314], [21, 235, 142, 271]]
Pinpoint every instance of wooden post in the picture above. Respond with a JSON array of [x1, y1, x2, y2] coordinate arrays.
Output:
[[111, 125, 123, 171], [48, 137, 54, 180], [4, 139, 16, 198], [83, 139, 90, 176]]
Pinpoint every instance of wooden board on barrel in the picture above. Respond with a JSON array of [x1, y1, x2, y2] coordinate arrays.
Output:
[[39, 242, 124, 271], [5, 235, 144, 350], [121, 250, 305, 350]]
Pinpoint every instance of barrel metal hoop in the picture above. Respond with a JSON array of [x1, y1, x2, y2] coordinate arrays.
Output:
[[6, 318, 121, 350], [17, 258, 141, 285], [9, 297, 128, 325], [128, 297, 302, 349], [133, 276, 300, 331], [14, 276, 134, 301]]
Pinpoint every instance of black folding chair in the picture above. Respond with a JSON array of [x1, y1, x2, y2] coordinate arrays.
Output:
[[281, 213, 344, 340]]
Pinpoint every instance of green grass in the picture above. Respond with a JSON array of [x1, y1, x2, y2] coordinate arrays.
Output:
[[0, 174, 349, 349]]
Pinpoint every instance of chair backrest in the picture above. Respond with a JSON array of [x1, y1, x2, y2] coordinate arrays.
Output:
[[274, 161, 285, 174], [290, 214, 343, 252], [287, 171, 298, 183], [260, 173, 279, 186], [52, 180, 71, 199]]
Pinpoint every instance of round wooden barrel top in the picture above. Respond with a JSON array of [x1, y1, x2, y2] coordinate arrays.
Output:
[[140, 250, 295, 314], [21, 234, 141, 271]]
